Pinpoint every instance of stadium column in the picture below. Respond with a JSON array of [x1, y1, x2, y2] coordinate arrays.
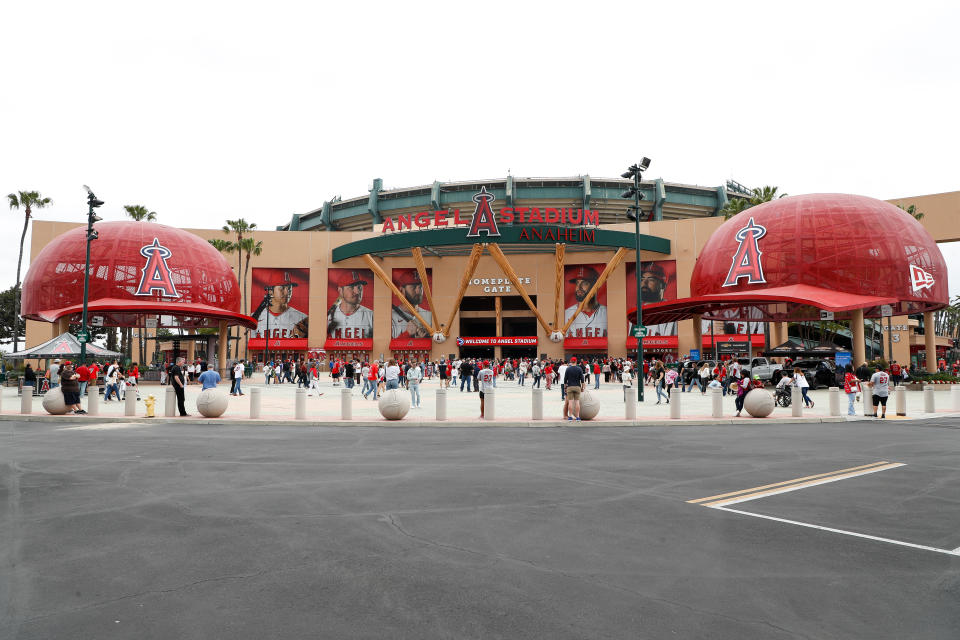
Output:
[[851, 309, 866, 368], [924, 311, 937, 372], [186, 329, 195, 364], [495, 296, 502, 361], [217, 320, 229, 376], [692, 314, 702, 354]]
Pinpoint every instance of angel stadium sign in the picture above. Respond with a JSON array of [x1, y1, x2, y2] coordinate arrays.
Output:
[[379, 187, 601, 237]]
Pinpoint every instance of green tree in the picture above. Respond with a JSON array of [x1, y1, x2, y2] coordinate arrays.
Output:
[[7, 190, 52, 352], [722, 185, 787, 220], [895, 203, 924, 221], [123, 204, 158, 222], [0, 285, 19, 346]]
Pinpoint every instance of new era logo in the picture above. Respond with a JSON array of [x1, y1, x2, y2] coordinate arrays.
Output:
[[910, 265, 935, 292]]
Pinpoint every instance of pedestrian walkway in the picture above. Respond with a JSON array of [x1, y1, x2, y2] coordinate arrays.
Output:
[[2, 376, 958, 426]]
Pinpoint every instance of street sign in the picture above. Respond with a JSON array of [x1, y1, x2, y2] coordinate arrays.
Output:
[[689, 349, 701, 361], [90, 315, 104, 326], [76, 329, 90, 344], [881, 304, 894, 317], [631, 325, 648, 338], [819, 310, 834, 321], [835, 351, 852, 367], [145, 318, 158, 329]]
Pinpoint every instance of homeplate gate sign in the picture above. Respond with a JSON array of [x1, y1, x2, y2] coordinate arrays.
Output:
[[331, 186, 671, 346]]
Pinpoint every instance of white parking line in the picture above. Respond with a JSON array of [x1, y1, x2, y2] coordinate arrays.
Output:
[[57, 422, 149, 430], [717, 506, 960, 557]]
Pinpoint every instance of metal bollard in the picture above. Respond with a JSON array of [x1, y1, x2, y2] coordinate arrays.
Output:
[[250, 387, 262, 419], [532, 388, 543, 420], [125, 391, 137, 417], [295, 388, 306, 420], [711, 387, 722, 418], [165, 386, 176, 417], [923, 385, 935, 413], [670, 388, 681, 419], [828, 388, 840, 416], [20, 388, 32, 414], [791, 386, 803, 417], [436, 388, 447, 421], [485, 388, 495, 420], [87, 386, 99, 416], [895, 386, 907, 416], [341, 387, 352, 421], [863, 387, 873, 416], [953, 385, 960, 412]]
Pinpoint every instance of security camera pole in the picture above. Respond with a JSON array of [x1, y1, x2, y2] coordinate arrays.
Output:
[[621, 158, 651, 402], [79, 186, 104, 365]]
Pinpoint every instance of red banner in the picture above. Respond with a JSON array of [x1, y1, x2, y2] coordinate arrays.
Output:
[[457, 336, 538, 346], [248, 338, 308, 351], [564, 337, 608, 349], [389, 338, 434, 350], [628, 335, 678, 349], [323, 338, 373, 350], [702, 334, 765, 347]]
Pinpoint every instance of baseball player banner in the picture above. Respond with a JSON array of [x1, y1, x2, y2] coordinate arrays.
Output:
[[326, 268, 375, 340], [391, 268, 433, 339], [251, 268, 310, 345], [564, 264, 608, 338], [626, 260, 678, 337]]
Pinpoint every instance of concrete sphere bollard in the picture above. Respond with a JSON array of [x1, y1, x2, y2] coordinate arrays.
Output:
[[378, 388, 410, 420], [196, 388, 228, 418], [42, 387, 69, 415], [579, 390, 600, 420], [743, 389, 775, 418]]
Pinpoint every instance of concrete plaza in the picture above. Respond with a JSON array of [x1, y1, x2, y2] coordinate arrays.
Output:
[[2, 373, 958, 426]]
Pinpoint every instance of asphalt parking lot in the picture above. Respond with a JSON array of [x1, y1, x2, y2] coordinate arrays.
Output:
[[1, 418, 958, 639]]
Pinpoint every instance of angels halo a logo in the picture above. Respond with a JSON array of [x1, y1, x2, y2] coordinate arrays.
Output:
[[909, 265, 935, 292], [135, 238, 181, 298], [465, 186, 501, 238], [722, 217, 767, 287]]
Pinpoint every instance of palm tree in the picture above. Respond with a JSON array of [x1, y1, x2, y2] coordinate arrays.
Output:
[[239, 237, 264, 305], [722, 185, 787, 220], [123, 204, 158, 222], [896, 203, 924, 221], [7, 190, 52, 352], [221, 219, 257, 316]]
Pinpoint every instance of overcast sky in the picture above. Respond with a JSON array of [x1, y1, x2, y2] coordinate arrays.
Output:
[[2, 0, 958, 299]]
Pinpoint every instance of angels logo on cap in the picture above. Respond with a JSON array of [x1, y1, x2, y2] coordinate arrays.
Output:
[[395, 269, 422, 287], [336, 270, 369, 288], [569, 266, 600, 283]]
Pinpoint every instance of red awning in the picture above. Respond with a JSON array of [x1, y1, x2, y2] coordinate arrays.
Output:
[[389, 338, 434, 350], [248, 338, 308, 350], [31, 298, 257, 329], [324, 338, 373, 351], [628, 284, 900, 325], [564, 337, 608, 349]]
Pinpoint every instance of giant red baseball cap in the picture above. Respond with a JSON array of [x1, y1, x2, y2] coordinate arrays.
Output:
[[335, 270, 369, 288]]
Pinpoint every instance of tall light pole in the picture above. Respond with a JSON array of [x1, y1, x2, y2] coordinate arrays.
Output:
[[79, 186, 103, 364], [621, 158, 651, 402], [262, 286, 273, 364]]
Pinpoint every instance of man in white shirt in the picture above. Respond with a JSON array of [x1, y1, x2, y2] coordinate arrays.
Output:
[[391, 269, 433, 339], [255, 272, 308, 340], [233, 360, 246, 396], [565, 266, 608, 338], [328, 270, 374, 339], [558, 361, 569, 399], [477, 361, 495, 419]]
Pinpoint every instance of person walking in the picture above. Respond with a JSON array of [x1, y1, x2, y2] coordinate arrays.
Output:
[[794, 367, 814, 408], [734, 374, 751, 417], [867, 366, 891, 418], [170, 357, 189, 416], [233, 360, 246, 396], [408, 360, 423, 408], [842, 364, 860, 416], [889, 360, 902, 387], [558, 360, 569, 400], [517, 360, 527, 386], [344, 360, 355, 389], [654, 363, 669, 404], [562, 359, 585, 421], [361, 362, 373, 399], [308, 361, 324, 397]]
